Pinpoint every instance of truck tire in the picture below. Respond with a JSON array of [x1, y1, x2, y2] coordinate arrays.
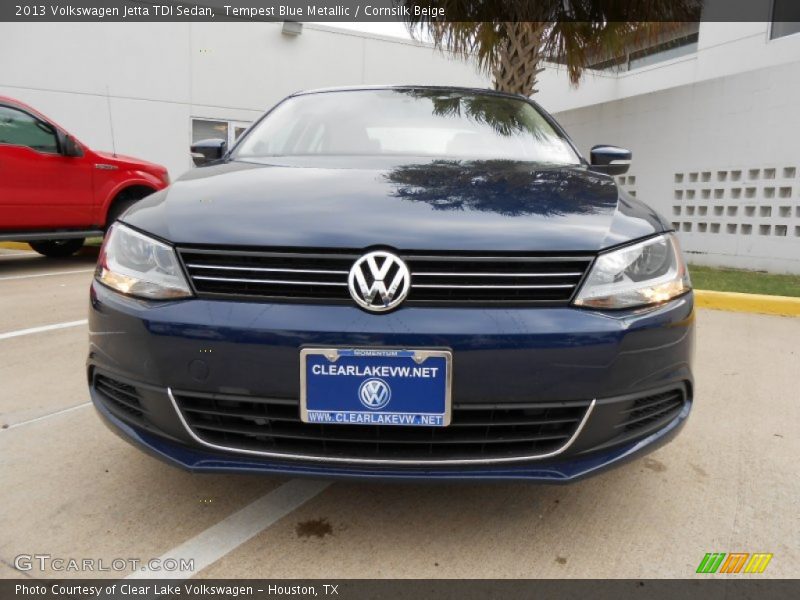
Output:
[[29, 238, 86, 258]]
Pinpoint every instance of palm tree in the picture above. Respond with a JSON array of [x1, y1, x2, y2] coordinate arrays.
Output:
[[398, 88, 548, 138], [405, 1, 701, 96]]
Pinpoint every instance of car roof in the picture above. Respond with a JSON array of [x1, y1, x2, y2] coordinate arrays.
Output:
[[0, 95, 31, 110], [290, 85, 530, 101], [0, 95, 52, 117]]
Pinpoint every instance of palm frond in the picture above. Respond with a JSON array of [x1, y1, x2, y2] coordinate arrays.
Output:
[[405, 0, 702, 95]]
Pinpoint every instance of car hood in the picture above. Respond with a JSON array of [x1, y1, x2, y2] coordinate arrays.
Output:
[[124, 156, 668, 252], [94, 151, 167, 174]]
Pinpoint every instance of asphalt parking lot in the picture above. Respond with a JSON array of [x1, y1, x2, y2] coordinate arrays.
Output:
[[1, 246, 798, 580]]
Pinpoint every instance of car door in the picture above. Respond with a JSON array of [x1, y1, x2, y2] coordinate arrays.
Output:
[[0, 104, 94, 230]]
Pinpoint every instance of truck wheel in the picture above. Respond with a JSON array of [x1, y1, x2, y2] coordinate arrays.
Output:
[[29, 238, 86, 258]]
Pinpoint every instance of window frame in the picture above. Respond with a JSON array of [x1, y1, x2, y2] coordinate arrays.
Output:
[[191, 117, 253, 150], [770, 0, 800, 40]]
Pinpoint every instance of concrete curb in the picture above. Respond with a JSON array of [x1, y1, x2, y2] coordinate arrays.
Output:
[[695, 289, 800, 317]]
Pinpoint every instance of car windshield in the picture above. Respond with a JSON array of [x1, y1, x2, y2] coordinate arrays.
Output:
[[233, 89, 581, 165]]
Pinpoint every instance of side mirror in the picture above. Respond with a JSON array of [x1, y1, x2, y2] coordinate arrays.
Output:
[[60, 133, 83, 157], [589, 145, 631, 176], [191, 138, 227, 167]]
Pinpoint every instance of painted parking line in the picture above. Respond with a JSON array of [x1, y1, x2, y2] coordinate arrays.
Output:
[[1, 402, 91, 431], [0, 319, 88, 341], [133, 478, 332, 579], [0, 268, 94, 281]]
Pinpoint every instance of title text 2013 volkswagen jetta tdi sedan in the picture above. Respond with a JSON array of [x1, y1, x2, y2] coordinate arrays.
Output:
[[88, 86, 694, 481]]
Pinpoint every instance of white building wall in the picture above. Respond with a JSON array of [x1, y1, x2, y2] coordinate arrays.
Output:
[[537, 22, 800, 112], [544, 23, 800, 274], [0, 22, 486, 178]]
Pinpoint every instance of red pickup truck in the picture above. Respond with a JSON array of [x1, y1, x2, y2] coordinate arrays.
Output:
[[0, 96, 169, 257]]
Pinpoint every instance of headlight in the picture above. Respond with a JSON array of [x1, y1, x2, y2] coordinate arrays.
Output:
[[96, 223, 192, 300], [574, 233, 691, 309]]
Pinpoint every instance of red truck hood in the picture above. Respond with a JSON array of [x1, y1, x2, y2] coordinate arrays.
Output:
[[95, 151, 166, 173]]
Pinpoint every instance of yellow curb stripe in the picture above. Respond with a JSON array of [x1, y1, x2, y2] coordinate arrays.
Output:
[[695, 290, 800, 317], [0, 242, 32, 251]]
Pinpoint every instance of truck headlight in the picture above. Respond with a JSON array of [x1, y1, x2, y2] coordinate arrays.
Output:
[[96, 223, 192, 300], [574, 233, 691, 309]]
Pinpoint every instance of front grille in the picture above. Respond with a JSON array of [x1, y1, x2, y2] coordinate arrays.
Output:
[[95, 374, 145, 418], [617, 388, 685, 433], [173, 390, 590, 461], [178, 247, 593, 306]]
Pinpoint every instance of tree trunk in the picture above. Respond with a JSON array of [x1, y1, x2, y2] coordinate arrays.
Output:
[[492, 22, 546, 96]]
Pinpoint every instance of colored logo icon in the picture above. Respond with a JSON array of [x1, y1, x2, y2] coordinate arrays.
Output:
[[696, 553, 773, 574]]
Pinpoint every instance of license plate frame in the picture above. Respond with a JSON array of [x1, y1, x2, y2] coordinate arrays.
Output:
[[300, 347, 452, 427]]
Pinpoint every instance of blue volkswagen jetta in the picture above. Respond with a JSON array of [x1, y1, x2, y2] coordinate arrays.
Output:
[[87, 86, 694, 481]]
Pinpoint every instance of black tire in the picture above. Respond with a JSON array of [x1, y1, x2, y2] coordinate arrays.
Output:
[[29, 238, 85, 258]]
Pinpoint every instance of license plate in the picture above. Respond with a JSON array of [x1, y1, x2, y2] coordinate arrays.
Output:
[[300, 348, 452, 427]]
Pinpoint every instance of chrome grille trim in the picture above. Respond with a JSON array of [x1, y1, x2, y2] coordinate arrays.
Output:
[[407, 255, 594, 262], [178, 247, 595, 305], [413, 271, 584, 278], [168, 388, 597, 466], [182, 248, 360, 260], [412, 283, 576, 289], [186, 263, 349, 275], [193, 275, 348, 287]]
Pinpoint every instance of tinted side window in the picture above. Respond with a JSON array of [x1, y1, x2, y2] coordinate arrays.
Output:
[[0, 106, 59, 153]]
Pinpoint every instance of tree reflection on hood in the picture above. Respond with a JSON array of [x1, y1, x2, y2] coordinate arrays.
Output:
[[385, 159, 618, 218]]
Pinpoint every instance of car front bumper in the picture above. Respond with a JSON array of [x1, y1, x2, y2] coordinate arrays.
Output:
[[87, 281, 694, 481]]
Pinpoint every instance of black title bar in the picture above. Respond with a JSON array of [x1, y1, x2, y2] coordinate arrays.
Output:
[[1, 579, 799, 600], [2, 0, 800, 22]]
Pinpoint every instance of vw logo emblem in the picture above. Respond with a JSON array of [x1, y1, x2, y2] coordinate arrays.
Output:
[[348, 250, 411, 312], [358, 378, 392, 410]]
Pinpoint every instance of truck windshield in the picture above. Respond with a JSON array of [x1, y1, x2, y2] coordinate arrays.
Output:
[[234, 88, 581, 165]]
